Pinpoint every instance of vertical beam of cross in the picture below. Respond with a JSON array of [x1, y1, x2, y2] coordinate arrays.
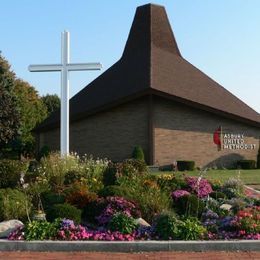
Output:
[[29, 31, 102, 156], [61, 31, 70, 156]]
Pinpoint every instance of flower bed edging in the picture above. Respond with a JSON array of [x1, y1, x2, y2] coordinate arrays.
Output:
[[0, 239, 260, 252]]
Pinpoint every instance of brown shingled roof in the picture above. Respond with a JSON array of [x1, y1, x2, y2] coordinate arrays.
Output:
[[36, 3, 260, 131]]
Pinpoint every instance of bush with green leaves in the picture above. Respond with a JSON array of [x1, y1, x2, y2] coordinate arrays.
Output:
[[177, 161, 195, 171], [153, 213, 180, 240], [0, 159, 28, 188], [46, 203, 81, 224], [37, 152, 80, 192], [237, 160, 256, 169], [132, 146, 145, 161], [108, 212, 137, 234], [174, 194, 204, 218], [209, 191, 226, 200], [41, 191, 65, 211], [157, 174, 187, 193], [82, 198, 107, 224], [24, 219, 60, 241], [98, 185, 129, 197], [102, 162, 118, 186], [178, 217, 206, 240], [64, 170, 83, 185], [0, 188, 31, 221], [38, 145, 50, 159], [109, 175, 171, 223], [80, 155, 108, 192], [103, 159, 147, 187]]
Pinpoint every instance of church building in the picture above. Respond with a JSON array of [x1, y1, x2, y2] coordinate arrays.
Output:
[[35, 4, 260, 168]]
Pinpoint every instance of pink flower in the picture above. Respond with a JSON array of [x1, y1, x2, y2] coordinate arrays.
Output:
[[171, 190, 190, 200]]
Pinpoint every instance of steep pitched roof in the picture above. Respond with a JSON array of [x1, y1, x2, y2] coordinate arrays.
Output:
[[36, 3, 260, 131]]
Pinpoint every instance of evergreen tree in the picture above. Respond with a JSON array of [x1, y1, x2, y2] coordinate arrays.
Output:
[[132, 145, 145, 161]]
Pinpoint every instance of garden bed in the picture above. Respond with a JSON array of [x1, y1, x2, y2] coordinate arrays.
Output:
[[0, 153, 259, 243]]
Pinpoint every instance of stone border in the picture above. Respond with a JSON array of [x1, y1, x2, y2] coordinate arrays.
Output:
[[0, 240, 259, 252]]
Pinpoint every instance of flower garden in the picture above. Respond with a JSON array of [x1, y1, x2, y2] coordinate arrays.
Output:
[[0, 153, 259, 241]]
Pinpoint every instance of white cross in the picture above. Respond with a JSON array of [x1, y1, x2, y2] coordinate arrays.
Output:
[[29, 31, 102, 156]]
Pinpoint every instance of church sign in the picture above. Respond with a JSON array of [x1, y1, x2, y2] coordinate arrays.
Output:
[[213, 126, 257, 151]]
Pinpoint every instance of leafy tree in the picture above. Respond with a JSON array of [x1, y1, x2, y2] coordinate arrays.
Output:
[[0, 53, 20, 150], [41, 94, 60, 116], [13, 79, 47, 156]]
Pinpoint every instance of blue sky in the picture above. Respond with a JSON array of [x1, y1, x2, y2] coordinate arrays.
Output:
[[1, 0, 260, 113]]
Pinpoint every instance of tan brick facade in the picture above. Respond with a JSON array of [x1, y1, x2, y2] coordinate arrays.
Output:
[[39, 98, 149, 162], [39, 96, 260, 168], [153, 97, 260, 168]]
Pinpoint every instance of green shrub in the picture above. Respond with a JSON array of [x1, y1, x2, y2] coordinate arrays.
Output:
[[24, 219, 60, 241], [41, 192, 65, 210], [114, 178, 171, 223], [66, 188, 98, 209], [209, 191, 226, 200], [38, 153, 80, 192], [123, 159, 147, 174], [175, 194, 204, 218], [103, 159, 147, 187], [98, 185, 128, 197], [254, 199, 260, 206], [159, 165, 174, 171], [64, 170, 83, 185], [154, 213, 180, 240], [46, 203, 81, 224], [132, 146, 145, 161], [0, 188, 31, 221], [157, 174, 187, 193], [0, 160, 27, 188], [108, 212, 137, 234], [80, 155, 108, 192], [38, 145, 50, 159], [82, 198, 107, 224], [102, 162, 118, 186], [237, 160, 256, 169], [178, 217, 206, 240], [257, 148, 260, 169], [177, 161, 195, 171]]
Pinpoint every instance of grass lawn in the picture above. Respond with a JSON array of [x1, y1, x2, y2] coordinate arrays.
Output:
[[150, 169, 260, 185]]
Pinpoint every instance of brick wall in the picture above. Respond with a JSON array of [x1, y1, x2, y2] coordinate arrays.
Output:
[[39, 95, 260, 167], [39, 98, 149, 162], [153, 97, 260, 168]]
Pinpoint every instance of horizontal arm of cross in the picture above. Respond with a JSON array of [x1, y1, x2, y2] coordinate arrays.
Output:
[[67, 63, 102, 71], [28, 63, 102, 72], [28, 64, 62, 72]]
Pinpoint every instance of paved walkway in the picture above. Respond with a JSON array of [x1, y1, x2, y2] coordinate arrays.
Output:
[[245, 185, 260, 199], [0, 251, 260, 260]]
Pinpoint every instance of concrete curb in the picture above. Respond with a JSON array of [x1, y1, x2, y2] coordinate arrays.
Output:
[[0, 240, 259, 252]]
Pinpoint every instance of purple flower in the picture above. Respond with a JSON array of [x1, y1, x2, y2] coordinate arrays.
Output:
[[186, 176, 213, 198], [171, 190, 190, 200], [96, 196, 141, 226]]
